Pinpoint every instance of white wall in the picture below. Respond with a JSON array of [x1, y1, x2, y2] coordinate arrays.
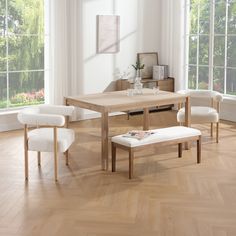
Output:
[[79, 0, 162, 118], [82, 0, 161, 94], [0, 111, 22, 132]]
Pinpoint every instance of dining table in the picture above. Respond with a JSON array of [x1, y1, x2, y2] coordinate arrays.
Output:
[[64, 88, 190, 171]]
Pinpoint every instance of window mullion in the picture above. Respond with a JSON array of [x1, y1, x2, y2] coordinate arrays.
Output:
[[224, 1, 229, 95], [196, 3, 200, 89], [184, 2, 190, 89], [5, 0, 9, 108], [209, 0, 214, 91]]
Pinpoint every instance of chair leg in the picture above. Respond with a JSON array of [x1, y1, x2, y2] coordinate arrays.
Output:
[[127, 111, 130, 120], [129, 149, 134, 179], [178, 143, 182, 158], [54, 127, 58, 182], [197, 136, 201, 164], [24, 148, 29, 181], [112, 143, 116, 172], [37, 152, 41, 166], [216, 122, 219, 143], [211, 123, 213, 137], [54, 152, 58, 182], [24, 125, 29, 181], [65, 150, 69, 166]]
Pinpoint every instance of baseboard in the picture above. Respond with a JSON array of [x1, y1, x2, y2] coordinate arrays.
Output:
[[0, 122, 22, 132]]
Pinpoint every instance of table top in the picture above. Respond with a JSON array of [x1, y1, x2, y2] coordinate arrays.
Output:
[[65, 89, 187, 113]]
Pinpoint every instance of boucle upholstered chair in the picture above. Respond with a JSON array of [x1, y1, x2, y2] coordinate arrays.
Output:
[[17, 105, 75, 181], [177, 90, 223, 143]]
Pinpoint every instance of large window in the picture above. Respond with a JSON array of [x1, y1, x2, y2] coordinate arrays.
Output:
[[0, 0, 44, 109], [185, 0, 236, 96]]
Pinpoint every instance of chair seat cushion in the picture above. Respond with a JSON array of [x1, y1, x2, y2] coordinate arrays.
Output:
[[111, 126, 201, 148], [28, 128, 75, 152], [177, 106, 219, 123]]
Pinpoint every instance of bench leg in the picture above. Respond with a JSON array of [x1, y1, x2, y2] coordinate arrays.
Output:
[[37, 151, 41, 166], [129, 149, 134, 179], [178, 143, 182, 158], [112, 142, 116, 172], [197, 136, 201, 164], [216, 122, 219, 143], [211, 123, 213, 137], [65, 150, 69, 166]]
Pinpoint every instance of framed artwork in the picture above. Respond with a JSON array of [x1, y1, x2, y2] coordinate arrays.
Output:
[[97, 15, 120, 54], [137, 52, 159, 78]]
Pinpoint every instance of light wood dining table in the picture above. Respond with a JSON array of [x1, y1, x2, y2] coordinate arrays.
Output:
[[65, 88, 190, 171]]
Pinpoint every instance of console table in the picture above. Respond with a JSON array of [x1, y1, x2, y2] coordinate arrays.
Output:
[[116, 77, 175, 115], [116, 77, 174, 92]]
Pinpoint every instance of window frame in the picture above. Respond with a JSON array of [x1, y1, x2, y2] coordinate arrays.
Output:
[[0, 0, 48, 111], [184, 0, 236, 98]]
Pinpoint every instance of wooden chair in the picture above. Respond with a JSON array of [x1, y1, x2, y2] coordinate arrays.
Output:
[[17, 105, 75, 182], [177, 90, 223, 143]]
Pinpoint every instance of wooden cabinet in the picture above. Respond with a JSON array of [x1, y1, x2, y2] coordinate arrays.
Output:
[[116, 77, 175, 115], [116, 77, 174, 92]]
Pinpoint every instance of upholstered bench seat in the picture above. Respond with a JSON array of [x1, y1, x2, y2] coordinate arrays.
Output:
[[111, 126, 202, 179]]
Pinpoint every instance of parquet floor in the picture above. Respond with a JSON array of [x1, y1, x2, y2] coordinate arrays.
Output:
[[0, 110, 236, 236]]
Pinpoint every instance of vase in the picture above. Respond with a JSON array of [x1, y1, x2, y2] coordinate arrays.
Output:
[[136, 69, 141, 78], [134, 76, 143, 95]]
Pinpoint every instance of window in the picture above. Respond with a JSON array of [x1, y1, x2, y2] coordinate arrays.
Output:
[[185, 0, 236, 96], [0, 0, 45, 109]]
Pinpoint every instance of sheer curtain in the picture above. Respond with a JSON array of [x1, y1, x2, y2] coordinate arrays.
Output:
[[160, 0, 185, 92], [47, 0, 83, 106]]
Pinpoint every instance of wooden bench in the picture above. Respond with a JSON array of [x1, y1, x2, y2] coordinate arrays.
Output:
[[111, 126, 202, 179]]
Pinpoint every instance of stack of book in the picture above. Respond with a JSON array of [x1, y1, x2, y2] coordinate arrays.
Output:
[[153, 65, 168, 80]]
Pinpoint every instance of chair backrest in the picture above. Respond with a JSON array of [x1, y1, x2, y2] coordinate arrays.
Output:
[[178, 89, 223, 107], [17, 105, 75, 127], [189, 90, 214, 107], [189, 90, 213, 98]]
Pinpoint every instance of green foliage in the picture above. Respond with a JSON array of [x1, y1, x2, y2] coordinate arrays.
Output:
[[0, 0, 44, 108], [132, 61, 145, 77], [132, 61, 145, 71], [188, 0, 236, 94], [0, 100, 8, 109]]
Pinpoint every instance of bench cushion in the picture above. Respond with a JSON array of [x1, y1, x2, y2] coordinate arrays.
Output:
[[111, 126, 201, 148]]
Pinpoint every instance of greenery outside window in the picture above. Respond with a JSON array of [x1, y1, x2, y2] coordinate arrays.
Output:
[[0, 0, 45, 109], [185, 0, 236, 96]]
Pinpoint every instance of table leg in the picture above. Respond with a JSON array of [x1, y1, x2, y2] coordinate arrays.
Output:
[[185, 96, 191, 149], [101, 111, 109, 170], [143, 108, 150, 131]]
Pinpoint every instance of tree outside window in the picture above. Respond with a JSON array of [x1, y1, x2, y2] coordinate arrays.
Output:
[[0, 0, 44, 109], [186, 0, 236, 96]]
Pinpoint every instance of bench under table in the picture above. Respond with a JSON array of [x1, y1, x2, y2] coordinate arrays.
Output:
[[111, 126, 202, 179]]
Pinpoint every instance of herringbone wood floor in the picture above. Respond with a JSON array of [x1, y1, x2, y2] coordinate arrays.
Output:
[[0, 111, 236, 236]]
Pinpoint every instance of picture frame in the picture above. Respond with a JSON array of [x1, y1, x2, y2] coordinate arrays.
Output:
[[137, 52, 158, 78], [97, 15, 120, 54]]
